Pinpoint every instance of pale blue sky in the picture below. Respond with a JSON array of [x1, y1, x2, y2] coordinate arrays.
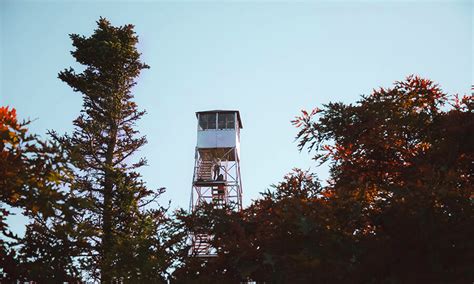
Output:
[[1, 0, 472, 233]]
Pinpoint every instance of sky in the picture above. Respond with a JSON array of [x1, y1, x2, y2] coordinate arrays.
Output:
[[1, 0, 472, 234]]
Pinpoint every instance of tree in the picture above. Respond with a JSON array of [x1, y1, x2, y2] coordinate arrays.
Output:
[[56, 17, 171, 282], [172, 169, 352, 283], [293, 75, 473, 282], [0, 106, 29, 280], [1, 106, 25, 237], [0, 106, 80, 281]]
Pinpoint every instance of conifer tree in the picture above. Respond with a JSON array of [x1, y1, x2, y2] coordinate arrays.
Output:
[[57, 17, 170, 282]]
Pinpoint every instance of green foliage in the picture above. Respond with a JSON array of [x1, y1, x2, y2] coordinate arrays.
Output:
[[0, 106, 80, 281], [1, 18, 182, 283], [54, 17, 175, 282]]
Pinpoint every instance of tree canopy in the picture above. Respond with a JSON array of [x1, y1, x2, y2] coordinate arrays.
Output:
[[172, 76, 473, 283]]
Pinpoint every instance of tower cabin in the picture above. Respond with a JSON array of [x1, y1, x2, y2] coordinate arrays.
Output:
[[196, 110, 242, 160]]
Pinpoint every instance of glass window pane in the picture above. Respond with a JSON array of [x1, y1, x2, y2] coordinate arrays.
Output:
[[226, 114, 235, 129], [199, 113, 216, 130], [218, 114, 226, 129], [208, 114, 216, 129], [199, 115, 206, 130], [217, 113, 235, 129]]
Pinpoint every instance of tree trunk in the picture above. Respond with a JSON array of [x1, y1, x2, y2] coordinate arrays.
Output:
[[101, 125, 117, 283]]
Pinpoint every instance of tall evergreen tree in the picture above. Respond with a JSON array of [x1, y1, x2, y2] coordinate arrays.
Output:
[[57, 17, 170, 282]]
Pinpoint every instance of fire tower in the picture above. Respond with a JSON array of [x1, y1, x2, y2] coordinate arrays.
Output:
[[189, 110, 243, 257]]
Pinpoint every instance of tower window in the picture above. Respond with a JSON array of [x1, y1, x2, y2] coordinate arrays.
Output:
[[199, 113, 216, 130], [218, 113, 235, 129]]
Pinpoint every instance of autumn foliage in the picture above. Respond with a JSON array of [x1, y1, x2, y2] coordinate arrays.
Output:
[[290, 76, 473, 282], [173, 76, 473, 283], [1, 106, 23, 205]]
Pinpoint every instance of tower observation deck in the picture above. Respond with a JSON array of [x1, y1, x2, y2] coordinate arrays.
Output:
[[189, 110, 243, 257]]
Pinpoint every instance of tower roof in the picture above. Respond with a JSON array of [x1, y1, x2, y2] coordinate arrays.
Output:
[[196, 110, 243, 128]]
